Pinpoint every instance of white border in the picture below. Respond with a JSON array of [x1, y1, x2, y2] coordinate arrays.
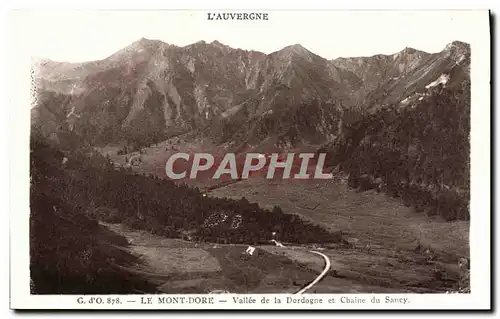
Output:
[[5, 7, 491, 311]]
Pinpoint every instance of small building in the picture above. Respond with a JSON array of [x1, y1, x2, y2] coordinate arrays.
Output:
[[245, 246, 256, 256]]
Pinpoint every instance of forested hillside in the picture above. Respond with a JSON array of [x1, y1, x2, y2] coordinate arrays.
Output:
[[30, 137, 343, 246], [30, 142, 156, 293], [322, 77, 470, 221]]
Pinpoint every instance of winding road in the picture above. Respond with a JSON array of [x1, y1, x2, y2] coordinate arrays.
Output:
[[271, 240, 332, 294], [105, 223, 332, 294], [294, 251, 331, 294]]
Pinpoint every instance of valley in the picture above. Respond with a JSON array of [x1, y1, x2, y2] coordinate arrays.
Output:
[[101, 208, 465, 294], [29, 37, 471, 295], [94, 138, 469, 293]]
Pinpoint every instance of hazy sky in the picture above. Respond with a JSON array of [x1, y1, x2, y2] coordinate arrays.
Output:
[[12, 10, 486, 62]]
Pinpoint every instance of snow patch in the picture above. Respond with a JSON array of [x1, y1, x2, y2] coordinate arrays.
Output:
[[425, 74, 450, 89], [271, 239, 285, 247], [66, 106, 80, 119], [187, 59, 195, 73], [454, 54, 466, 65]]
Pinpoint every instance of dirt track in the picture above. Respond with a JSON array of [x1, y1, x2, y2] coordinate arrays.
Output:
[[102, 222, 438, 293], [103, 223, 323, 293]]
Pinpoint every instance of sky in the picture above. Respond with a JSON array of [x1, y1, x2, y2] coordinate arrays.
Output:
[[11, 10, 486, 62]]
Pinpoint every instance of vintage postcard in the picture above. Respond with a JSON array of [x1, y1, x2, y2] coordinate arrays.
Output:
[[7, 8, 491, 310]]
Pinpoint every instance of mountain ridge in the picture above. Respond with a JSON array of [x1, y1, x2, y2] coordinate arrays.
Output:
[[31, 38, 470, 151], [33, 37, 470, 65]]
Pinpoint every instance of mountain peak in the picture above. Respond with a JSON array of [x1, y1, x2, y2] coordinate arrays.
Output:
[[444, 40, 470, 52], [443, 40, 470, 65], [210, 40, 224, 46], [107, 37, 164, 61], [134, 37, 164, 46], [210, 40, 232, 51], [121, 37, 165, 53], [274, 43, 315, 61], [399, 46, 430, 57], [284, 43, 310, 54], [401, 47, 417, 54], [291, 43, 306, 49]]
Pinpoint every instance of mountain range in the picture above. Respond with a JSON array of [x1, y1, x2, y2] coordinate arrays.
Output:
[[31, 38, 470, 152], [28, 36, 473, 297]]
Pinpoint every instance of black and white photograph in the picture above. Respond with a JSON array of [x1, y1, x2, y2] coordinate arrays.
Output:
[[7, 8, 491, 310]]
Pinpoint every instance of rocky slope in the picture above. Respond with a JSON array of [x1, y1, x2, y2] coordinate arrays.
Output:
[[31, 38, 470, 153]]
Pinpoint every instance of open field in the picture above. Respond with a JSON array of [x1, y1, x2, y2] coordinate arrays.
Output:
[[104, 199, 467, 294], [210, 176, 469, 292], [103, 223, 320, 293], [209, 177, 469, 258]]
